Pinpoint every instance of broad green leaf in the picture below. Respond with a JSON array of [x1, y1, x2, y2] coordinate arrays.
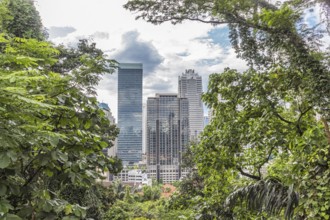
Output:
[[49, 136, 59, 147], [0, 153, 10, 169], [5, 214, 23, 220], [42, 201, 52, 212], [99, 141, 108, 148], [64, 204, 72, 215], [58, 152, 68, 163], [84, 120, 91, 129], [0, 184, 7, 196], [62, 216, 79, 220], [0, 199, 13, 214]]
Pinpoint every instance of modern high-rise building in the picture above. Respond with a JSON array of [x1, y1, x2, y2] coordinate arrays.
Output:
[[99, 102, 117, 156], [99, 102, 116, 124], [178, 69, 204, 141], [117, 63, 143, 164], [98, 102, 117, 182], [146, 93, 189, 183]]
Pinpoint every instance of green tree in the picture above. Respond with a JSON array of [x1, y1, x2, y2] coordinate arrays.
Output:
[[142, 184, 161, 201], [0, 7, 121, 219], [2, 0, 46, 40], [0, 0, 11, 31], [0, 34, 120, 219], [124, 0, 330, 219], [0, 1, 122, 218]]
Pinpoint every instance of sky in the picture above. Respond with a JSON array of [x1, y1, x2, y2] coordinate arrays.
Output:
[[35, 0, 327, 120]]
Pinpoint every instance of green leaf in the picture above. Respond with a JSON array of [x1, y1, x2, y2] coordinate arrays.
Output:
[[64, 204, 72, 215], [42, 201, 52, 212], [0, 153, 11, 169], [0, 199, 13, 214], [51, 151, 58, 160], [0, 184, 7, 196], [58, 152, 68, 163], [6, 151, 17, 162], [5, 214, 23, 220], [84, 120, 91, 129], [49, 136, 59, 147], [100, 141, 108, 148], [45, 169, 53, 177], [17, 206, 33, 217], [62, 216, 79, 220], [16, 95, 55, 109]]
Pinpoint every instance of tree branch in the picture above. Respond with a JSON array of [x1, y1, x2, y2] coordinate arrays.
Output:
[[296, 106, 313, 136], [321, 117, 330, 145], [23, 166, 44, 188], [268, 100, 294, 124], [273, 110, 294, 124], [146, 16, 230, 25], [257, 145, 276, 177], [236, 166, 261, 180]]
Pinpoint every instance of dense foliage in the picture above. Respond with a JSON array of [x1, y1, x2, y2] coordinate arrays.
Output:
[[105, 181, 195, 220], [125, 0, 330, 219], [0, 0, 121, 219], [1, 0, 45, 40]]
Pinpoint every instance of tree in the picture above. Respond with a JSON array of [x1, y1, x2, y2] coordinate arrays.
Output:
[[0, 33, 121, 219], [0, 1, 122, 218], [0, 0, 11, 32], [124, 0, 330, 219], [142, 184, 161, 201], [2, 0, 46, 40]]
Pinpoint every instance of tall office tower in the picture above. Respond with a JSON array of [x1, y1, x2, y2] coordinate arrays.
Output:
[[147, 93, 189, 183], [178, 69, 204, 140], [142, 104, 147, 155], [99, 102, 117, 156], [117, 63, 143, 164], [99, 102, 116, 124]]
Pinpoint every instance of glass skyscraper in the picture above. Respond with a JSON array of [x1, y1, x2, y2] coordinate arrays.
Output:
[[179, 69, 204, 140], [147, 93, 189, 183], [117, 63, 143, 164], [99, 102, 116, 156]]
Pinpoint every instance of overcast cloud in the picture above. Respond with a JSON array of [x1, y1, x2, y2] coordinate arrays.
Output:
[[35, 0, 232, 119], [47, 26, 76, 39], [35, 0, 326, 119], [113, 31, 164, 75]]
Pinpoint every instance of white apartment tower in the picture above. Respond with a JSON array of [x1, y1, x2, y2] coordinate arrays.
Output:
[[178, 69, 204, 141]]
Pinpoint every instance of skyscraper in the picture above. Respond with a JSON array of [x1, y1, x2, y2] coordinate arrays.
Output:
[[178, 69, 204, 140], [99, 102, 117, 157], [117, 63, 143, 164], [98, 102, 117, 182], [147, 93, 189, 183]]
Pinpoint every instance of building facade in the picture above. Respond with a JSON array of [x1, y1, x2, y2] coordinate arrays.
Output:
[[147, 93, 189, 183], [178, 69, 204, 141], [117, 63, 143, 164], [98, 102, 117, 157]]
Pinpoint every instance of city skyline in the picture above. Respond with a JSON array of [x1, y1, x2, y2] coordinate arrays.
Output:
[[35, 0, 251, 119], [35, 0, 326, 121]]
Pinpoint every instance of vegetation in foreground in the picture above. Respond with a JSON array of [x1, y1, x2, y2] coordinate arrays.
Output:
[[0, 0, 329, 219]]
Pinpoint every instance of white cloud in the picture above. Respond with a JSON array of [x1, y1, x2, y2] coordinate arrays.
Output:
[[36, 0, 249, 119]]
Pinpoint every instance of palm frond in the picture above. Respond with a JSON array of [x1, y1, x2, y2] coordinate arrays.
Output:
[[225, 178, 299, 219]]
